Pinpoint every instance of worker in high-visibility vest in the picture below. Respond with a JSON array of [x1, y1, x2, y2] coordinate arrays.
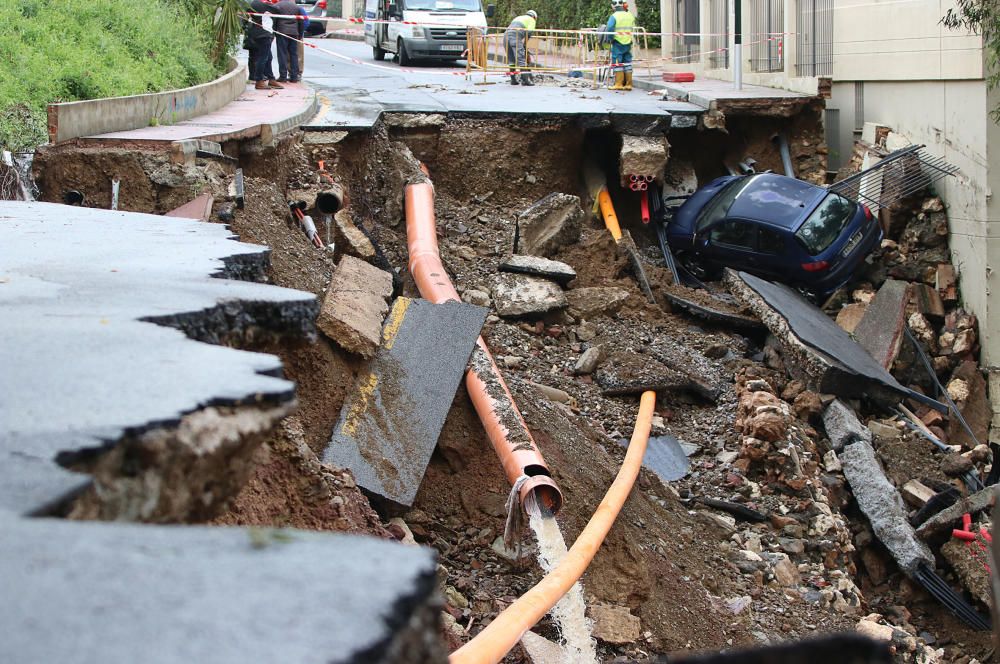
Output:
[[504, 10, 538, 86], [604, 0, 635, 91]]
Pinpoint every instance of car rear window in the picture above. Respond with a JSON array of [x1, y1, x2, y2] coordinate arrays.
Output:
[[794, 193, 857, 255], [695, 177, 754, 233]]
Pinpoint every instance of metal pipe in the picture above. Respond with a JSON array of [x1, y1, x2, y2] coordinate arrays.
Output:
[[405, 179, 563, 515], [450, 391, 656, 664], [772, 133, 795, 178]]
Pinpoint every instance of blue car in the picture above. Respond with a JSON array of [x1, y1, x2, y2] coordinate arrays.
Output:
[[664, 173, 882, 297]]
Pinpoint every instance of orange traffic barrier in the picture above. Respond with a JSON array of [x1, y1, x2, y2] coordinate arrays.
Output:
[[450, 390, 656, 664], [404, 180, 563, 515], [597, 188, 622, 242]]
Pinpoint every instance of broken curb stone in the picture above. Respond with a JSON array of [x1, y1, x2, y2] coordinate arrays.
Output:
[[318, 255, 393, 358], [492, 273, 567, 318], [516, 193, 583, 257]]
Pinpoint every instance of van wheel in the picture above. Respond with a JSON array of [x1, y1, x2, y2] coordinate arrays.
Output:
[[373, 45, 386, 60], [398, 39, 412, 66]]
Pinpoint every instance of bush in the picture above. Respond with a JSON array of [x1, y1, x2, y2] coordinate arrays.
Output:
[[0, 0, 224, 152], [491, 0, 661, 47]]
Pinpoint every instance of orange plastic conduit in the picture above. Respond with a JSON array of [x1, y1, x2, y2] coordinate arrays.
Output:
[[450, 390, 657, 664], [598, 188, 623, 242], [404, 180, 563, 514]]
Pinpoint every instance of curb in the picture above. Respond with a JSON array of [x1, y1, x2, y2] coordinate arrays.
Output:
[[319, 31, 366, 43], [261, 89, 320, 146]]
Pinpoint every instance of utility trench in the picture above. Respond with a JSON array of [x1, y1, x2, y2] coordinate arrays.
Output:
[[29, 104, 995, 663]]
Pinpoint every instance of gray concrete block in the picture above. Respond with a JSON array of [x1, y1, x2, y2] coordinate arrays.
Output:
[[318, 255, 393, 358], [499, 255, 577, 285], [619, 134, 669, 182], [492, 273, 567, 318], [565, 286, 631, 319], [823, 400, 934, 575], [516, 193, 583, 257], [0, 514, 444, 663]]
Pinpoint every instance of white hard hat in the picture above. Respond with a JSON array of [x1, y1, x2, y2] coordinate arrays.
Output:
[[527, 9, 537, 18]]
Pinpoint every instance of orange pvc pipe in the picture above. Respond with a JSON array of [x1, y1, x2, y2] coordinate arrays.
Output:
[[598, 188, 622, 242], [450, 390, 657, 664], [405, 181, 563, 514]]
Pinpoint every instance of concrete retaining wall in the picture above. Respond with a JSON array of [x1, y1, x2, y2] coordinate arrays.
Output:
[[47, 59, 248, 144]]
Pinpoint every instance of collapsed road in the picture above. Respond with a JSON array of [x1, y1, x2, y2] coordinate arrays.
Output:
[[4, 65, 997, 664]]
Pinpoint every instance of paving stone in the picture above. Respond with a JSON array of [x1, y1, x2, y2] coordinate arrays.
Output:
[[318, 255, 393, 358], [491, 273, 567, 318], [516, 193, 583, 257], [499, 255, 577, 285]]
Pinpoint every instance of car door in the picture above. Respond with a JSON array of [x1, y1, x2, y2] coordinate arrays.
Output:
[[705, 218, 759, 273], [752, 224, 790, 280]]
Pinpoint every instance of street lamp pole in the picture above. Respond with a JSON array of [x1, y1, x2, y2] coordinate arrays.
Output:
[[733, 0, 742, 90]]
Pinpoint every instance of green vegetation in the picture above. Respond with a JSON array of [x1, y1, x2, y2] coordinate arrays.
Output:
[[491, 0, 661, 46], [0, 0, 240, 152]]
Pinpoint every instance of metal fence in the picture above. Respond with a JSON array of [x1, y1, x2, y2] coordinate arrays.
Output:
[[749, 0, 784, 72], [707, 0, 729, 69], [671, 0, 702, 63], [795, 0, 833, 76]]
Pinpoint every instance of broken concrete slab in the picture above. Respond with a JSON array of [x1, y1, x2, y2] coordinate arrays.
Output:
[[164, 193, 214, 221], [596, 351, 717, 400], [912, 283, 945, 322], [516, 193, 583, 257], [725, 271, 909, 404], [948, 361, 990, 448], [499, 255, 577, 286], [941, 534, 993, 607], [333, 209, 377, 260], [823, 400, 934, 575], [621, 434, 690, 482], [325, 298, 487, 509], [565, 286, 630, 319], [0, 513, 442, 663], [317, 255, 393, 358], [0, 201, 316, 517], [619, 134, 669, 183], [492, 273, 567, 318], [853, 279, 911, 370]]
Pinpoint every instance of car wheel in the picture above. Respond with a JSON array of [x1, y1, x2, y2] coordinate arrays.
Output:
[[678, 253, 715, 281], [373, 45, 386, 60], [398, 39, 412, 66]]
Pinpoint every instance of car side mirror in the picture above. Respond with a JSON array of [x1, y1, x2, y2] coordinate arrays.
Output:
[[486, 4, 496, 17]]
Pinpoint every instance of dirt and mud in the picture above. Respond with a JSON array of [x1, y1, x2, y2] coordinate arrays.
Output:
[[32, 105, 995, 663]]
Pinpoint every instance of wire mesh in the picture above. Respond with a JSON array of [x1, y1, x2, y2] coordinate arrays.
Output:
[[828, 145, 960, 212]]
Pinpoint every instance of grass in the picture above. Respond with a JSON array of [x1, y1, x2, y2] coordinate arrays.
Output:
[[0, 0, 227, 152]]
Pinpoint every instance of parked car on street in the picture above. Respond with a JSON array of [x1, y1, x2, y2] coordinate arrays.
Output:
[[663, 173, 882, 297], [297, 0, 329, 35]]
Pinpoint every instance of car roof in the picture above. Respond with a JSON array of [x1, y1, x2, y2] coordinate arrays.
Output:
[[727, 173, 827, 230]]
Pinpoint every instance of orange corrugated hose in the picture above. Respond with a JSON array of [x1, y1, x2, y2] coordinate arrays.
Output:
[[404, 179, 563, 514], [450, 390, 656, 664]]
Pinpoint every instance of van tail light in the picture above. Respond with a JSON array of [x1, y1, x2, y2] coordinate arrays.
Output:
[[861, 204, 873, 221], [801, 260, 830, 272], [318, 0, 327, 7]]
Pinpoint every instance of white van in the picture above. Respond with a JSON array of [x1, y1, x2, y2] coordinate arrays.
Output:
[[364, 0, 495, 65]]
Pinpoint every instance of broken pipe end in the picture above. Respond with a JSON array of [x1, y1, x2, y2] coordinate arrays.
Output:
[[520, 473, 563, 516]]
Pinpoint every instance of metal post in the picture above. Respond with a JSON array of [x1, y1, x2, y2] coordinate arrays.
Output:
[[733, 0, 742, 89]]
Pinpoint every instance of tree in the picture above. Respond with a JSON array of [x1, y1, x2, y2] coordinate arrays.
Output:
[[942, 0, 999, 118]]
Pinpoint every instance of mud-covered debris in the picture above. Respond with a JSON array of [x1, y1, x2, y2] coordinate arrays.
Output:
[[499, 254, 577, 285], [333, 209, 376, 259], [589, 603, 641, 645], [515, 192, 583, 257], [941, 529, 993, 607], [491, 273, 567, 318], [317, 255, 393, 358], [565, 286, 630, 319]]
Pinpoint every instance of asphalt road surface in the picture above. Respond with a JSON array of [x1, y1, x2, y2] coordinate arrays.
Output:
[[300, 37, 702, 130]]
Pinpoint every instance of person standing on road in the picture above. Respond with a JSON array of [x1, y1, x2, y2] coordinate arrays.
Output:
[[504, 10, 537, 86], [297, 5, 310, 77], [270, 0, 302, 83], [604, 0, 635, 91], [244, 0, 282, 90]]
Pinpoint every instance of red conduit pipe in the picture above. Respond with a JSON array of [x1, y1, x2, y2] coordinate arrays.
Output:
[[640, 190, 650, 224], [405, 180, 563, 515], [450, 390, 657, 664]]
